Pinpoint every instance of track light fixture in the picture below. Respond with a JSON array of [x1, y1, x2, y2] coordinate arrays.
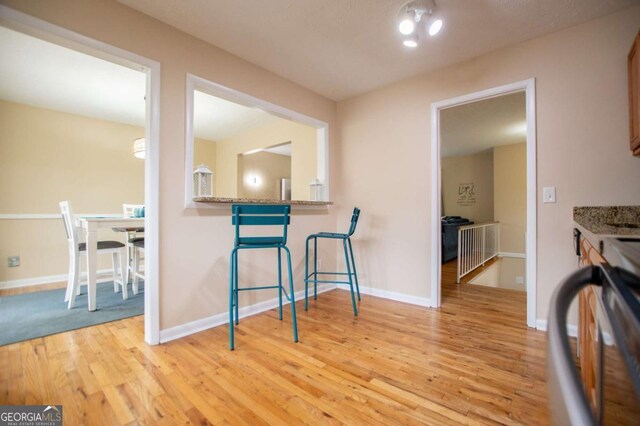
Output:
[[397, 0, 443, 48]]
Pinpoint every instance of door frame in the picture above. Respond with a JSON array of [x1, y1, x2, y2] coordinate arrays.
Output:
[[0, 5, 162, 343], [429, 79, 537, 327]]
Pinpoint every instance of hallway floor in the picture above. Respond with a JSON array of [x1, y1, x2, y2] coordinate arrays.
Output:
[[468, 257, 526, 291]]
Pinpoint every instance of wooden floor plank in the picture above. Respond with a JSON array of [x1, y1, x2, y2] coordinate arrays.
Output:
[[0, 259, 549, 424]]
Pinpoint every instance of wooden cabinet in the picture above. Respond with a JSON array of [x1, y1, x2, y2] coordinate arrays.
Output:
[[578, 235, 605, 412], [629, 30, 640, 156]]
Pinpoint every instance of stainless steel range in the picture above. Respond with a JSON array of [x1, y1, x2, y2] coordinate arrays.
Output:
[[547, 238, 640, 425]]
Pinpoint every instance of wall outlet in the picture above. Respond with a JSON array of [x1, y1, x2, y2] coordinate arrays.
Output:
[[515, 276, 525, 284], [317, 258, 323, 269], [8, 256, 20, 267]]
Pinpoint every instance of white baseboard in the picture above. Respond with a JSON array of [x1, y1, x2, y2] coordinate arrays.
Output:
[[499, 252, 526, 259], [535, 319, 578, 337], [0, 268, 115, 290], [339, 285, 431, 307], [159, 284, 336, 343]]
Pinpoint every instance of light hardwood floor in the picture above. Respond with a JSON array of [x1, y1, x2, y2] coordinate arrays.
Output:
[[0, 281, 66, 296], [1, 260, 548, 425]]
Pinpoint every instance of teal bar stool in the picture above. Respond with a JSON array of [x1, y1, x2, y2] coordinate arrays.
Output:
[[229, 204, 298, 350], [304, 207, 361, 315]]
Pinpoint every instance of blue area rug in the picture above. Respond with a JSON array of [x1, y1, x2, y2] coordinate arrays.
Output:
[[0, 281, 144, 346]]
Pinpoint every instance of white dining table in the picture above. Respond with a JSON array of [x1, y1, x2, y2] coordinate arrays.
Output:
[[77, 216, 144, 311]]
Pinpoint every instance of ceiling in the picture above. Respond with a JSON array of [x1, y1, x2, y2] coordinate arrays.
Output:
[[440, 91, 526, 157], [118, 0, 637, 101], [194, 90, 278, 141], [263, 143, 292, 156], [0, 25, 146, 127]]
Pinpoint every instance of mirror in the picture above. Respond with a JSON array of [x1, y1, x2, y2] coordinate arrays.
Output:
[[189, 81, 327, 204]]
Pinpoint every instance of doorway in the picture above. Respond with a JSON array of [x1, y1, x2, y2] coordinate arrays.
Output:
[[0, 5, 160, 344], [430, 79, 537, 327]]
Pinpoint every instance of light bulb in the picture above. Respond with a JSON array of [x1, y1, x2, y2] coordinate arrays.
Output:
[[398, 18, 415, 35], [428, 19, 443, 36], [403, 39, 418, 48], [403, 33, 418, 48]]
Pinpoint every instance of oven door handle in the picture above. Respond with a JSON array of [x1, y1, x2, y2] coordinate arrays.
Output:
[[573, 228, 581, 257], [547, 265, 600, 426]]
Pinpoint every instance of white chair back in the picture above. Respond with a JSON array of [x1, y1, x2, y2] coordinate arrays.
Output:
[[59, 201, 79, 250], [123, 204, 144, 218]]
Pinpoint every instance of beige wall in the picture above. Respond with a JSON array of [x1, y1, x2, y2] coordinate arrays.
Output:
[[0, 99, 144, 282], [0, 0, 338, 330], [494, 143, 526, 254], [215, 119, 317, 200], [193, 137, 217, 195], [239, 151, 291, 199], [336, 7, 640, 322], [441, 151, 494, 223]]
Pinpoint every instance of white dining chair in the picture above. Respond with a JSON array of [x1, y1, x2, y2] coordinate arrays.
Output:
[[115, 203, 144, 287], [122, 204, 144, 220], [132, 238, 145, 295], [59, 201, 127, 309]]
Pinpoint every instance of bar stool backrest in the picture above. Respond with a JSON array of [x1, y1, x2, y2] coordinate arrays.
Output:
[[347, 207, 361, 236], [232, 204, 291, 246]]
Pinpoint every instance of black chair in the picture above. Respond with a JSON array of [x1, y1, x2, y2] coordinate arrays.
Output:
[[441, 216, 473, 263]]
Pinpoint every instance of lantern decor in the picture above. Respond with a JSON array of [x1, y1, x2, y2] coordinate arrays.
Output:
[[309, 179, 323, 201], [193, 164, 214, 197], [132, 138, 145, 159]]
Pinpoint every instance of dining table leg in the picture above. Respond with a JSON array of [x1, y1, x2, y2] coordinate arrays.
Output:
[[86, 226, 98, 311], [120, 247, 129, 300]]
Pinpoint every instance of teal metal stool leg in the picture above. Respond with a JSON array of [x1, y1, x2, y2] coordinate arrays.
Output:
[[343, 239, 358, 316], [284, 246, 299, 342], [234, 249, 239, 325], [313, 237, 318, 300], [304, 236, 310, 311], [229, 249, 236, 350], [347, 238, 361, 301], [278, 247, 283, 320]]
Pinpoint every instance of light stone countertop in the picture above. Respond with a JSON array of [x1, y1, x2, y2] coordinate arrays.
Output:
[[573, 206, 640, 254], [573, 206, 640, 237], [193, 196, 332, 206]]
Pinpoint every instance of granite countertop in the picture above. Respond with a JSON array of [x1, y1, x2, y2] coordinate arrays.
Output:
[[573, 206, 640, 237], [193, 196, 332, 206]]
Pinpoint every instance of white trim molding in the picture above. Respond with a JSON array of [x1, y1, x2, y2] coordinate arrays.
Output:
[[184, 73, 330, 209], [0, 4, 161, 345], [499, 252, 526, 259], [160, 284, 336, 343], [1, 268, 116, 290], [430, 79, 537, 328], [338, 285, 431, 307], [0, 214, 121, 220], [536, 319, 578, 338]]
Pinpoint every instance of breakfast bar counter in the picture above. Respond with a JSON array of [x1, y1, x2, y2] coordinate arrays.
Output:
[[193, 196, 332, 206]]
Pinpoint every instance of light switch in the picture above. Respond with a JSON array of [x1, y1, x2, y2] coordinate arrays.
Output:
[[543, 187, 556, 203]]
